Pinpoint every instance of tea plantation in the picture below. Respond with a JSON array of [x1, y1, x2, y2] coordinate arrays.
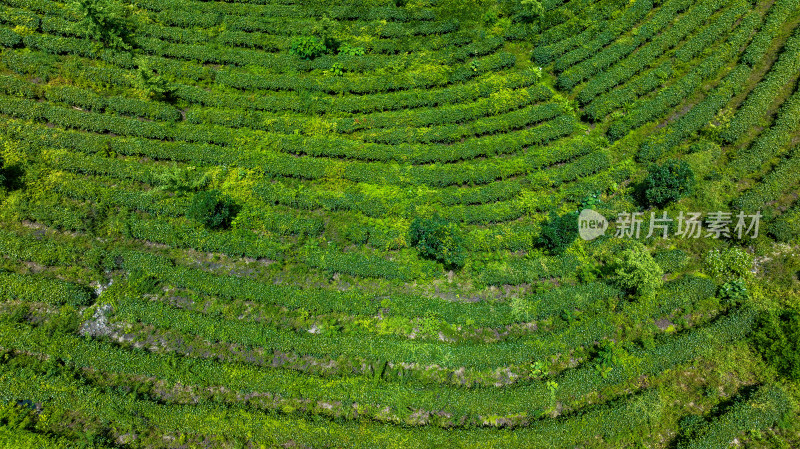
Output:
[[0, 0, 799, 447]]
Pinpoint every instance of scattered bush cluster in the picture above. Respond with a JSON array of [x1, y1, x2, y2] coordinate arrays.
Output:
[[408, 214, 466, 269]]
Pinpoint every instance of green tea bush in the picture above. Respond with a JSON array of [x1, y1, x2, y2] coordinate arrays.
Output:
[[642, 159, 695, 208], [289, 35, 327, 59], [68, 0, 135, 50], [552, 0, 653, 74], [537, 210, 578, 254], [637, 65, 749, 161], [677, 385, 792, 449], [652, 248, 689, 273], [606, 13, 758, 140], [576, 0, 724, 105], [136, 59, 176, 101], [741, 0, 799, 66], [733, 149, 800, 212], [532, 0, 624, 65], [408, 214, 466, 269], [750, 310, 800, 380], [186, 190, 237, 229], [721, 28, 800, 144], [0, 272, 93, 306], [718, 279, 748, 306], [611, 242, 664, 300], [703, 247, 753, 282], [338, 43, 365, 56]]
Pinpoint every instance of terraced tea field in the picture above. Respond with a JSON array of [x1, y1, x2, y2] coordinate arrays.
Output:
[[0, 0, 799, 447]]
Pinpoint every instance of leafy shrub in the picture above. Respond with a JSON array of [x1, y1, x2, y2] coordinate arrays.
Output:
[[594, 340, 631, 378], [750, 310, 800, 380], [718, 279, 748, 306], [512, 0, 544, 23], [759, 252, 800, 290], [186, 190, 237, 229], [653, 248, 689, 273], [338, 43, 365, 56], [136, 59, 176, 101], [43, 305, 82, 337], [69, 0, 135, 50], [126, 269, 160, 295], [704, 247, 753, 282], [289, 35, 327, 60], [611, 242, 664, 300], [408, 214, 466, 269], [537, 210, 578, 255], [643, 160, 695, 208], [327, 62, 345, 77]]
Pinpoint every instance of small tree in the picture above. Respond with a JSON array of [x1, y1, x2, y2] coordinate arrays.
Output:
[[289, 36, 327, 60], [408, 215, 465, 269], [643, 160, 694, 208], [538, 210, 579, 254], [136, 59, 176, 101], [187, 190, 236, 229], [611, 242, 664, 300], [69, 0, 135, 50]]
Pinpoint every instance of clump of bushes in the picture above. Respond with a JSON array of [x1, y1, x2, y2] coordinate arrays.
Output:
[[750, 309, 800, 380], [642, 159, 695, 208], [408, 214, 465, 269], [136, 59, 176, 101], [289, 16, 344, 60], [507, 0, 544, 23], [704, 247, 753, 305], [704, 247, 753, 281], [69, 0, 135, 50], [187, 190, 237, 229], [538, 210, 578, 255], [718, 278, 748, 306], [610, 242, 664, 300], [289, 36, 328, 60]]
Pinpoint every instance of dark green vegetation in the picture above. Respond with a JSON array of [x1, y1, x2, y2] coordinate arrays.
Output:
[[0, 0, 798, 447], [408, 214, 466, 268], [186, 189, 237, 229], [751, 310, 800, 381], [642, 159, 695, 208]]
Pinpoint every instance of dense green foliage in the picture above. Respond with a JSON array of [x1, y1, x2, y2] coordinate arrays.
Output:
[[537, 209, 578, 254], [68, 0, 134, 50], [289, 35, 327, 60], [642, 159, 695, 208], [704, 247, 753, 282], [135, 58, 176, 101], [751, 310, 800, 380], [610, 242, 664, 300], [186, 189, 236, 229], [408, 214, 466, 269]]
